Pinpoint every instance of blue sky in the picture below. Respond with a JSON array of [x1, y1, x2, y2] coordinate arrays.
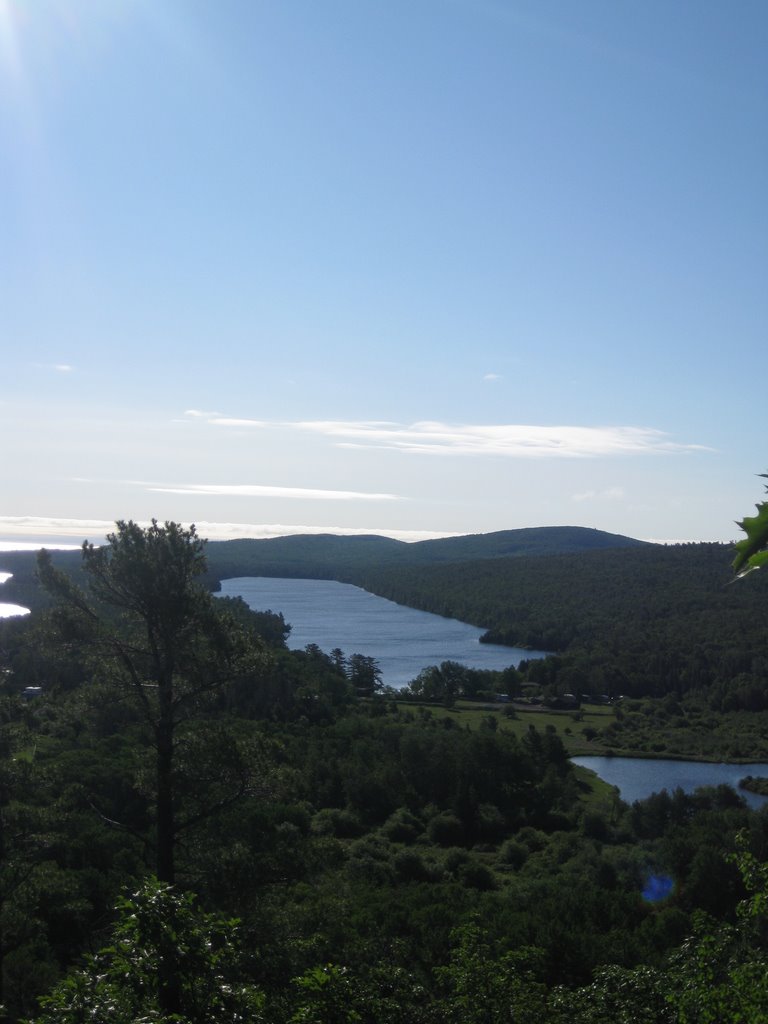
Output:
[[1, 0, 766, 547]]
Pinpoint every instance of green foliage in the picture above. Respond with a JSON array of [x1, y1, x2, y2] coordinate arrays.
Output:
[[664, 908, 768, 1023], [550, 963, 669, 1023], [26, 879, 265, 1024], [288, 960, 428, 1024], [6, 522, 768, 1022], [406, 661, 505, 704], [346, 654, 382, 698], [37, 521, 266, 708], [734, 473, 768, 576], [361, 543, 768, 708], [290, 964, 361, 1024], [27, 839, 768, 1023], [427, 813, 465, 847], [214, 595, 291, 648], [434, 921, 548, 1023], [380, 808, 422, 843], [37, 521, 268, 886]]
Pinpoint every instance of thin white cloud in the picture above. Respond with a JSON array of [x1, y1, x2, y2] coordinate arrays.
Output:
[[72, 477, 402, 502], [301, 421, 707, 458], [196, 414, 708, 459], [0, 541, 83, 551], [144, 482, 400, 502], [32, 362, 74, 373], [208, 416, 398, 433], [0, 516, 114, 541], [184, 408, 223, 419], [572, 486, 626, 502], [208, 417, 274, 428], [483, 373, 502, 382]]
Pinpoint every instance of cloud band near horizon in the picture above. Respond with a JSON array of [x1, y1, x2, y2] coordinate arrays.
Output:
[[144, 483, 400, 501], [186, 413, 710, 458], [0, 517, 453, 546]]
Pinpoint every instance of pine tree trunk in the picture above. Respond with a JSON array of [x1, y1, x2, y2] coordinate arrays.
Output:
[[155, 690, 181, 1016], [155, 710, 175, 885]]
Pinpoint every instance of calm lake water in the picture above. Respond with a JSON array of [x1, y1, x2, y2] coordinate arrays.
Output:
[[0, 573, 30, 619], [218, 576, 547, 687], [573, 756, 768, 810], [0, 604, 31, 619]]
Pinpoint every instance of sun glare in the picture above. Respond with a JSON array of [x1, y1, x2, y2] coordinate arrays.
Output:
[[0, 0, 184, 100], [0, 0, 141, 150], [0, 0, 24, 84], [0, 0, 128, 80]]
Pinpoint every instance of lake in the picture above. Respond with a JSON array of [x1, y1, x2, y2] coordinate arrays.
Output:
[[573, 755, 768, 810], [0, 573, 30, 619], [0, 603, 31, 619], [217, 576, 547, 688]]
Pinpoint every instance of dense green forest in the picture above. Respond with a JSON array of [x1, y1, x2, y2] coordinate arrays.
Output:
[[0, 522, 767, 1021], [353, 543, 768, 712]]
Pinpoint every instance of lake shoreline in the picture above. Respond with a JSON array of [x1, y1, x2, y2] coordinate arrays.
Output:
[[573, 747, 768, 766], [392, 697, 768, 766], [217, 575, 548, 687], [572, 754, 768, 809]]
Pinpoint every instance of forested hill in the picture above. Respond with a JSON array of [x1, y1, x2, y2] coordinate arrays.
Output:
[[351, 542, 768, 704], [200, 525, 646, 585], [349, 543, 746, 650], [0, 526, 643, 611], [0, 526, 638, 611]]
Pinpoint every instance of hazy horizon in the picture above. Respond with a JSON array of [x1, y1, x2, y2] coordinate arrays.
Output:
[[0, 516, 731, 554]]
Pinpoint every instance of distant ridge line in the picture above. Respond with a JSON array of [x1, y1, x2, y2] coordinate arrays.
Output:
[[200, 525, 649, 585]]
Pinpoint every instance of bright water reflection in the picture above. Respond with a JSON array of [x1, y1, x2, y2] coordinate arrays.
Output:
[[573, 756, 768, 810], [0, 604, 31, 619], [218, 576, 548, 688], [0, 573, 30, 619]]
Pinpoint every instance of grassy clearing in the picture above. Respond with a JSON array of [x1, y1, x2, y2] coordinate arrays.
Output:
[[395, 699, 614, 756], [393, 696, 768, 762], [393, 700, 620, 806]]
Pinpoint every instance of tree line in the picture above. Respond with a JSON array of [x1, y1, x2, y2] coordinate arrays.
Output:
[[349, 543, 768, 709]]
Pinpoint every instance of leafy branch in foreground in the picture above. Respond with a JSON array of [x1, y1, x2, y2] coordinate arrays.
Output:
[[734, 473, 768, 576], [25, 880, 265, 1024]]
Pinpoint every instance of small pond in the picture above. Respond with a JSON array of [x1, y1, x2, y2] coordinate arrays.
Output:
[[573, 756, 768, 810]]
